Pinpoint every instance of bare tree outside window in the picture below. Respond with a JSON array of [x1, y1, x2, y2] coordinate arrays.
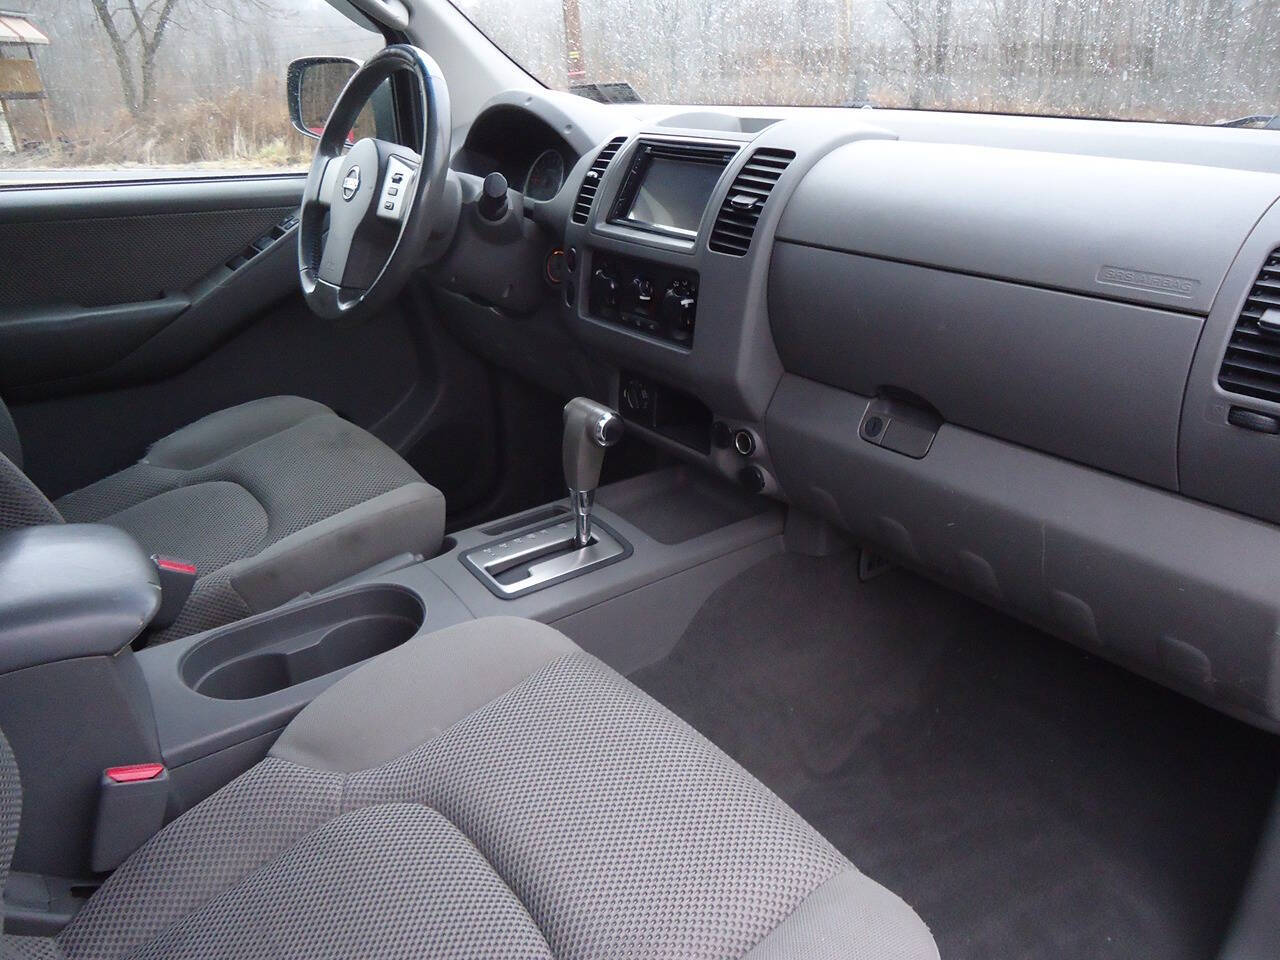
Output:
[[86, 0, 282, 120], [0, 0, 380, 181], [454, 0, 1280, 126], [1, 0, 1276, 185]]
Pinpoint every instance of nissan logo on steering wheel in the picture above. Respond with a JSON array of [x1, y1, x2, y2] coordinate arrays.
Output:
[[341, 165, 361, 201]]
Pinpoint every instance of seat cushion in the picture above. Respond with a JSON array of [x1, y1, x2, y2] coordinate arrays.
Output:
[[45, 618, 937, 960], [55, 397, 444, 642]]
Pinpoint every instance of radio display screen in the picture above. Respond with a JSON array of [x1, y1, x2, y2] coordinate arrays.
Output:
[[623, 157, 724, 237]]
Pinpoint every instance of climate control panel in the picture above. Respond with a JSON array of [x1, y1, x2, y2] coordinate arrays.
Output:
[[586, 252, 698, 348]]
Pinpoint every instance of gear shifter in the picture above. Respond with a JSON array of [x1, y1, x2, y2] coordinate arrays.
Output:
[[460, 398, 630, 598], [563, 397, 624, 548]]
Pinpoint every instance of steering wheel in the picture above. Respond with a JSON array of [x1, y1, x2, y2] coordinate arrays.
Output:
[[298, 45, 452, 322]]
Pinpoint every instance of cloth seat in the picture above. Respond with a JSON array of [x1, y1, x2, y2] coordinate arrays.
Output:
[[0, 617, 938, 960], [0, 396, 444, 643]]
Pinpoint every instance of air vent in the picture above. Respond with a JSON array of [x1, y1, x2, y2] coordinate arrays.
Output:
[[708, 148, 795, 256], [1218, 249, 1280, 403], [572, 136, 627, 224], [642, 141, 737, 165]]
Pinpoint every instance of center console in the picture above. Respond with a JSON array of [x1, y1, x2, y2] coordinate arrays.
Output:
[[0, 399, 783, 927], [556, 119, 894, 499]]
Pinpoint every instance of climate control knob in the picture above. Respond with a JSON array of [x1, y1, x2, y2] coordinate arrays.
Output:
[[634, 277, 656, 309], [591, 266, 619, 310], [661, 281, 697, 342]]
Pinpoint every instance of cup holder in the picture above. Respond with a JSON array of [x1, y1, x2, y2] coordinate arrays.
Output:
[[180, 586, 425, 700]]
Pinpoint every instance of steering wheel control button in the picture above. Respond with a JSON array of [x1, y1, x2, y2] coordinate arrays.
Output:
[[376, 155, 418, 222]]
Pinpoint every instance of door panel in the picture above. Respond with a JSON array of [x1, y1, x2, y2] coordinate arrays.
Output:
[[12, 295, 435, 498], [0, 178, 303, 396], [0, 175, 503, 510], [0, 170, 570, 527]]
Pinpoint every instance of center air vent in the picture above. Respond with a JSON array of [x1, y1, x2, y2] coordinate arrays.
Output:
[[572, 136, 627, 224], [708, 148, 795, 256], [1218, 248, 1280, 402]]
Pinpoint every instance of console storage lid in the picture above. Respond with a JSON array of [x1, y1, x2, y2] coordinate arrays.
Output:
[[0, 523, 161, 673]]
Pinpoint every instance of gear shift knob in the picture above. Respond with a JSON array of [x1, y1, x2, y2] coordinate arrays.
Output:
[[563, 397, 623, 547]]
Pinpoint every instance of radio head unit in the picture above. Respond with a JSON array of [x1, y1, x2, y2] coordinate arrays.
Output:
[[609, 140, 738, 241]]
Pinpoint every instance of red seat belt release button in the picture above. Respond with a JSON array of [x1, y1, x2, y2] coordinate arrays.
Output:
[[154, 557, 196, 576], [93, 763, 170, 872], [105, 763, 165, 784], [150, 555, 197, 630]]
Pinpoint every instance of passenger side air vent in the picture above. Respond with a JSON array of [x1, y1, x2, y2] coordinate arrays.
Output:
[[1218, 249, 1280, 402], [708, 148, 795, 256], [572, 136, 627, 224]]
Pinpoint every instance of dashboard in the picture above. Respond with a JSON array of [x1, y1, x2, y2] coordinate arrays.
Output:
[[436, 90, 1280, 735], [451, 104, 576, 202]]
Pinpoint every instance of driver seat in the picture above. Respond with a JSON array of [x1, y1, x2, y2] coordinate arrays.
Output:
[[0, 395, 445, 643]]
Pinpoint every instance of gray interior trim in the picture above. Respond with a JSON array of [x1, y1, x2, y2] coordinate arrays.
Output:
[[775, 138, 1279, 315], [617, 102, 1280, 174], [1180, 199, 1280, 525], [139, 575, 473, 772], [0, 177, 304, 223], [0, 524, 159, 673], [227, 483, 444, 613], [767, 373, 1280, 732], [769, 244, 1201, 489], [136, 468, 781, 793]]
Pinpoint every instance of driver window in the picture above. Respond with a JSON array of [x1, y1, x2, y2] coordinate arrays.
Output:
[[0, 1, 382, 185]]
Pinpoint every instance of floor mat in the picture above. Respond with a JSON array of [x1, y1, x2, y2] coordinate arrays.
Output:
[[630, 551, 1280, 960]]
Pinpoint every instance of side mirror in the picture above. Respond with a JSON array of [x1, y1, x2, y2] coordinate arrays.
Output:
[[287, 56, 360, 140]]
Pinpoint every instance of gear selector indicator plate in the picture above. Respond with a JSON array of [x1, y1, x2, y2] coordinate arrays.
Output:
[[460, 516, 631, 599]]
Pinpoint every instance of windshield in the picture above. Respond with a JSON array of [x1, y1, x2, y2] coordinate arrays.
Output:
[[451, 0, 1279, 126]]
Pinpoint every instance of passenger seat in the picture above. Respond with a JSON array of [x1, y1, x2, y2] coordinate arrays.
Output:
[[0, 395, 444, 643], [0, 617, 937, 959]]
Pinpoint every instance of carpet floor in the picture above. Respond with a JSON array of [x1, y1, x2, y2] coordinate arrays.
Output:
[[631, 551, 1280, 960]]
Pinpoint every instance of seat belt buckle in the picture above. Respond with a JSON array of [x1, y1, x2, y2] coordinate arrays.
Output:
[[91, 764, 170, 873], [150, 556, 196, 629]]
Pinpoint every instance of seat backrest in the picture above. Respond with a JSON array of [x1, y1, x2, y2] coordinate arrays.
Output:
[[0, 728, 20, 899], [0, 396, 20, 470], [0, 397, 63, 532]]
